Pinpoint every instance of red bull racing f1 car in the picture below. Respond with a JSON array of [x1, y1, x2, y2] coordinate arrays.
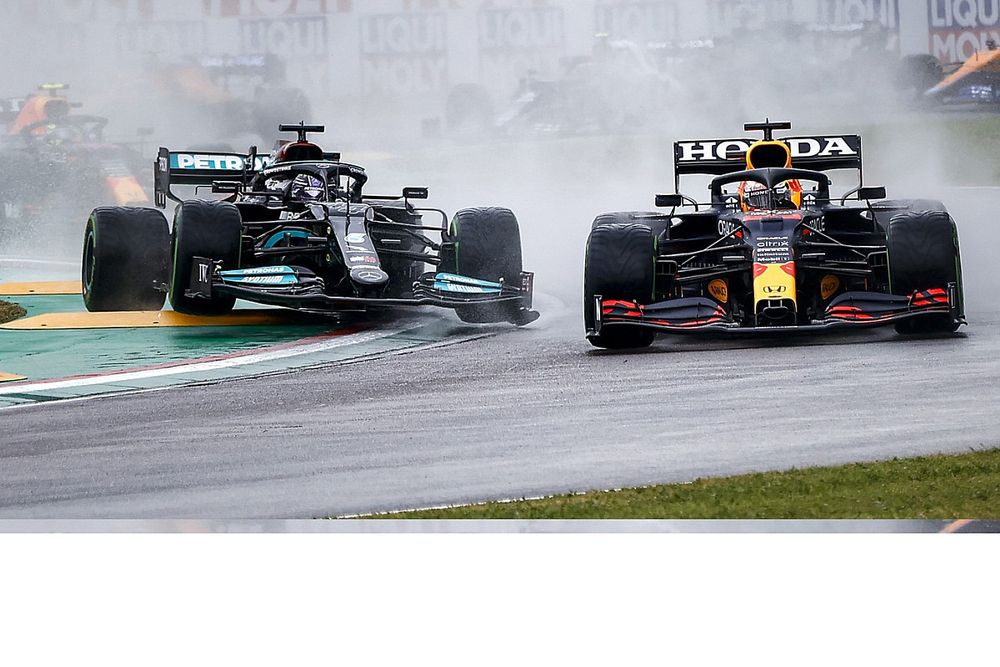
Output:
[[81, 124, 538, 326], [584, 120, 966, 349]]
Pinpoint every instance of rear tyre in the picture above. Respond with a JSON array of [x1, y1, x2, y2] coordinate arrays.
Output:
[[441, 207, 524, 324], [584, 222, 657, 349], [887, 209, 963, 334], [82, 207, 169, 312], [169, 200, 242, 316]]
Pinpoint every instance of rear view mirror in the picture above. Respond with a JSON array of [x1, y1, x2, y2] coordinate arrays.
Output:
[[403, 187, 429, 200], [858, 186, 886, 201], [655, 194, 684, 208]]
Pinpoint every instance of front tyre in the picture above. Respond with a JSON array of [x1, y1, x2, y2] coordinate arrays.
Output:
[[440, 206, 525, 324], [887, 209, 964, 334], [82, 207, 170, 312], [584, 222, 656, 349], [169, 200, 242, 316]]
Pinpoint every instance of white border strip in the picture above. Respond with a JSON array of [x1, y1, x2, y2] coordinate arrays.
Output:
[[0, 258, 79, 268]]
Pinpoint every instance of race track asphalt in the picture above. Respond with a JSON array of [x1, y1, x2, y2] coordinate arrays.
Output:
[[1, 190, 998, 519]]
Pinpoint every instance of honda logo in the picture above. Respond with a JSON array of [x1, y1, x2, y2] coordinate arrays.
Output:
[[676, 136, 859, 163]]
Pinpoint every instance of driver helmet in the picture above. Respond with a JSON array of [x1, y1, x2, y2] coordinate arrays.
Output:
[[271, 140, 324, 164], [739, 181, 801, 212], [266, 173, 325, 202], [738, 140, 803, 211]]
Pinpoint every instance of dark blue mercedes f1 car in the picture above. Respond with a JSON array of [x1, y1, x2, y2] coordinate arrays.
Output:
[[81, 123, 538, 327]]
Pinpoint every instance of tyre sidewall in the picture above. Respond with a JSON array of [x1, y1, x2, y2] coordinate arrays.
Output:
[[169, 200, 242, 315], [82, 207, 170, 312], [584, 222, 656, 348], [449, 207, 524, 324]]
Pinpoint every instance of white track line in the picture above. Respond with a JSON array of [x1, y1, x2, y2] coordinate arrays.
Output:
[[0, 257, 79, 268], [0, 321, 427, 396]]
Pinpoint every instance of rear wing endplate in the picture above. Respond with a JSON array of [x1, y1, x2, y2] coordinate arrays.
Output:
[[154, 147, 270, 208], [673, 134, 863, 191]]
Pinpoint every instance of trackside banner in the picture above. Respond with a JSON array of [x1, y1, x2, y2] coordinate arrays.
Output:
[[674, 135, 863, 175], [928, 0, 1000, 62]]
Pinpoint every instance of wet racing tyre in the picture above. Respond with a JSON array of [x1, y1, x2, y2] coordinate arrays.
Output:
[[887, 209, 963, 334], [82, 207, 170, 312], [584, 222, 656, 349], [169, 200, 242, 316], [441, 207, 524, 324]]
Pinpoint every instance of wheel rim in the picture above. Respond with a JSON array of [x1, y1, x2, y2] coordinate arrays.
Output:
[[82, 228, 96, 297]]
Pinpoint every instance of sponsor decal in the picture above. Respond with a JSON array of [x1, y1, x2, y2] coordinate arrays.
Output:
[[351, 267, 389, 285], [821, 274, 841, 301], [929, 0, 1000, 61], [348, 254, 379, 265], [170, 153, 246, 171], [677, 136, 859, 163], [754, 236, 793, 264], [226, 275, 298, 286], [360, 12, 448, 96], [433, 281, 501, 295], [707, 279, 729, 303], [345, 233, 368, 245], [435, 273, 503, 289], [230, 266, 295, 275], [219, 265, 299, 286], [718, 219, 740, 237]]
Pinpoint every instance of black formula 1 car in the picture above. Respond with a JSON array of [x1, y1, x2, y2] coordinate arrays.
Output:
[[584, 121, 966, 349], [81, 124, 538, 326]]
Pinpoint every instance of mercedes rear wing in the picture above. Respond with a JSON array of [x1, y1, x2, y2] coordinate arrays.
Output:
[[673, 134, 864, 192], [154, 147, 270, 208]]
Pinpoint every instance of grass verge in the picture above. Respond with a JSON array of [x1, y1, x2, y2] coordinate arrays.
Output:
[[377, 449, 1000, 520], [0, 300, 26, 324]]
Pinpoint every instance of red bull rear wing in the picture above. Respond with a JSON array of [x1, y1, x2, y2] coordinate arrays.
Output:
[[673, 133, 863, 192]]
